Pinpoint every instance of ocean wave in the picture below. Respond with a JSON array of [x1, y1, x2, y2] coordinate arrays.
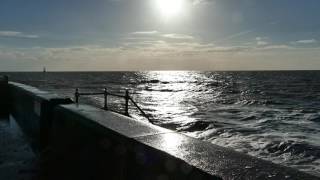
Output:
[[261, 140, 320, 160]]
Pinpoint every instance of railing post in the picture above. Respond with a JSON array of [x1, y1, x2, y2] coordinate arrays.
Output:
[[125, 89, 129, 116], [75, 88, 79, 104], [104, 88, 108, 110]]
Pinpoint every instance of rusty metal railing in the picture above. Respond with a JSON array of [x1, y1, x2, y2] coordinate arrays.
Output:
[[74, 88, 152, 123]]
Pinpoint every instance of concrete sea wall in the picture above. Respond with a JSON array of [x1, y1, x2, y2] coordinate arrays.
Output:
[[8, 82, 72, 151], [2, 77, 319, 180]]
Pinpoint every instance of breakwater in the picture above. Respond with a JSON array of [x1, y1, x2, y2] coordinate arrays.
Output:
[[0, 76, 319, 180]]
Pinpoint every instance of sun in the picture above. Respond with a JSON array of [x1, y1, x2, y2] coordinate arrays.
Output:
[[155, 0, 185, 18]]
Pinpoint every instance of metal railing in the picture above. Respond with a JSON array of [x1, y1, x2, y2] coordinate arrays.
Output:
[[74, 88, 152, 123]]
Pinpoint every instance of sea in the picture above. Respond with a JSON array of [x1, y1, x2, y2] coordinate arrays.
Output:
[[2, 71, 320, 176]]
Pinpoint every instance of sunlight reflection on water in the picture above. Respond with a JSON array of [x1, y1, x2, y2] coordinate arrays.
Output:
[[137, 71, 201, 125]]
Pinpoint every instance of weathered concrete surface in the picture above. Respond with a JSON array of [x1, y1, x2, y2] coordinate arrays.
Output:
[[0, 116, 38, 180], [9, 82, 72, 151]]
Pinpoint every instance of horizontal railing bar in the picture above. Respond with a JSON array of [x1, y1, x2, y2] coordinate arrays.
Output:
[[78, 92, 126, 98], [79, 92, 104, 96], [107, 93, 126, 98]]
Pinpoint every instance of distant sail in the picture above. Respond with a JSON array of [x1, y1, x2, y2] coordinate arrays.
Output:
[[43, 67, 46, 73]]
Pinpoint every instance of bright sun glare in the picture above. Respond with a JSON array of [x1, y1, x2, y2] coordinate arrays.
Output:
[[155, 0, 185, 18]]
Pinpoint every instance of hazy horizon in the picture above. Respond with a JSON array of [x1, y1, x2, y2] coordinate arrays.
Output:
[[1, 0, 320, 71]]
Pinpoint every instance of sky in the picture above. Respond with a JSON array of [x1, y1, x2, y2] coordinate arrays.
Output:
[[0, 0, 320, 71]]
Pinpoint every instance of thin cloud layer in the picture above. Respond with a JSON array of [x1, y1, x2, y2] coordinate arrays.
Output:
[[256, 37, 269, 46], [0, 31, 39, 38], [162, 34, 194, 40], [292, 39, 317, 44], [131, 31, 159, 35], [1, 43, 319, 71]]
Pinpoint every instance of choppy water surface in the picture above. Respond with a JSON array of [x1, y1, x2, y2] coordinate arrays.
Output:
[[3, 71, 320, 176]]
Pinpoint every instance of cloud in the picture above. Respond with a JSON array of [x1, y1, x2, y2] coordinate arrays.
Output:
[[216, 29, 255, 43], [125, 32, 296, 55], [192, 0, 215, 5], [128, 31, 195, 42], [216, 21, 280, 43], [123, 39, 258, 54], [1, 42, 319, 71], [131, 31, 159, 35], [257, 45, 292, 50], [162, 34, 194, 40], [257, 41, 268, 46], [130, 31, 194, 40], [292, 39, 317, 44], [0, 31, 39, 38], [256, 37, 266, 41], [1, 29, 318, 71], [256, 37, 269, 46]]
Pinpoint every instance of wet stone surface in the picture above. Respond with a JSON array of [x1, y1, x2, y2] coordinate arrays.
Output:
[[0, 116, 38, 180], [135, 133, 320, 180]]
